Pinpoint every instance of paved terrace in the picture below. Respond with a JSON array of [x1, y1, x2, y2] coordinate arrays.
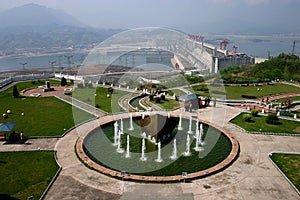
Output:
[[41, 105, 300, 200]]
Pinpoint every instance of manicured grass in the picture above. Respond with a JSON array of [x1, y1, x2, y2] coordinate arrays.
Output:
[[72, 87, 131, 113], [0, 82, 95, 137], [154, 99, 180, 110], [0, 151, 59, 200], [193, 83, 300, 100], [171, 89, 187, 96], [271, 96, 300, 103], [230, 112, 300, 134], [17, 79, 62, 92], [271, 153, 300, 191]]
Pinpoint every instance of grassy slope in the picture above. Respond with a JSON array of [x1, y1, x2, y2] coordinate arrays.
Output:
[[271, 153, 300, 191], [72, 87, 130, 113], [0, 81, 94, 136], [0, 151, 59, 200]]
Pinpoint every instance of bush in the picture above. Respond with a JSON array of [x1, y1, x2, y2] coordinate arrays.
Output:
[[168, 90, 174, 96], [266, 114, 279, 124], [154, 96, 161, 103], [149, 95, 154, 101], [108, 87, 114, 94], [241, 94, 257, 99], [161, 94, 166, 101], [77, 83, 84, 88], [243, 114, 253, 122], [251, 109, 259, 117]]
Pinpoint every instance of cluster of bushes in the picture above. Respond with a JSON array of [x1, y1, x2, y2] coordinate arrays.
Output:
[[243, 109, 280, 125], [266, 114, 279, 124], [241, 95, 257, 99], [243, 114, 253, 122], [211, 90, 226, 95]]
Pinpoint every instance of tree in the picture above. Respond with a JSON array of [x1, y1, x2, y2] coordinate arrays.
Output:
[[13, 85, 19, 98], [243, 114, 253, 122], [61, 77, 67, 86], [108, 87, 114, 94], [266, 114, 279, 124]]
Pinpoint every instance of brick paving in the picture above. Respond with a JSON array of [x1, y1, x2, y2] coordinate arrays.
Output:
[[45, 106, 300, 200], [1, 84, 300, 199]]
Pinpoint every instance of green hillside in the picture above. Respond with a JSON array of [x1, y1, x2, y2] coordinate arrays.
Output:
[[220, 53, 300, 83]]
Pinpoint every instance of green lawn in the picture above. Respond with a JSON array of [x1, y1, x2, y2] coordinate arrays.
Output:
[[154, 99, 180, 110], [230, 113, 300, 134], [193, 83, 300, 100], [72, 87, 131, 113], [271, 153, 300, 191], [0, 151, 59, 200], [0, 81, 95, 137], [171, 89, 187, 96], [271, 96, 300, 103]]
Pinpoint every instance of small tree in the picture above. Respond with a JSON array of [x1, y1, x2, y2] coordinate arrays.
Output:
[[243, 114, 253, 122], [61, 77, 67, 86], [13, 85, 19, 98], [266, 114, 279, 124], [108, 87, 114, 94], [251, 109, 259, 117]]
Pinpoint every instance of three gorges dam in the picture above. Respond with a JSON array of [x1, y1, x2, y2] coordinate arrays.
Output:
[[60, 28, 260, 83]]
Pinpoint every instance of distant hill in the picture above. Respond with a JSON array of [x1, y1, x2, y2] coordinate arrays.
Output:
[[0, 3, 85, 28], [0, 3, 124, 52]]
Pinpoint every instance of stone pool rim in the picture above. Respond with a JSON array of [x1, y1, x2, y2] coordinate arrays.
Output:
[[75, 112, 239, 182]]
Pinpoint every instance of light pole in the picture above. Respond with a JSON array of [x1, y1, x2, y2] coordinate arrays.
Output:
[[49, 60, 56, 73], [20, 62, 27, 70]]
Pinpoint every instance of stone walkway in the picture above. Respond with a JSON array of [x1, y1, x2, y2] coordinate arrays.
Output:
[[42, 105, 300, 200]]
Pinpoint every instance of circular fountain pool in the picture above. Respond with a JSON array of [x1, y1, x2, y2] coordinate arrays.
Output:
[[77, 112, 239, 182]]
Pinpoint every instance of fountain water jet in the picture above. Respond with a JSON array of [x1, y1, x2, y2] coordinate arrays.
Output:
[[113, 121, 119, 146], [167, 112, 170, 118], [140, 138, 147, 161], [170, 139, 177, 160], [142, 112, 145, 119], [155, 141, 163, 162], [183, 134, 191, 156], [128, 113, 134, 131], [120, 118, 124, 134], [117, 130, 124, 153], [125, 135, 130, 158], [178, 113, 183, 130], [187, 115, 193, 134]]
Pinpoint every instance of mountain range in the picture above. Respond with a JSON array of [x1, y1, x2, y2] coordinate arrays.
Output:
[[0, 3, 123, 52], [0, 3, 84, 28]]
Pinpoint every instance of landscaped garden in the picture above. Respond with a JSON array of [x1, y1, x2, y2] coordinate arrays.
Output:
[[0, 81, 95, 137], [72, 86, 131, 113], [270, 153, 300, 191], [193, 83, 300, 100], [0, 151, 59, 200], [230, 112, 300, 134]]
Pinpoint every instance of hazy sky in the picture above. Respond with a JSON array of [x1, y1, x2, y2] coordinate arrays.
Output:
[[0, 0, 299, 33]]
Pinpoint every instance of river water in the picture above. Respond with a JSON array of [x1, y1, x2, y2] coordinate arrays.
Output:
[[0, 34, 299, 73]]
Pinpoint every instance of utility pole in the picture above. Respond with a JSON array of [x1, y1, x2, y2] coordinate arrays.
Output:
[[20, 62, 27, 70], [49, 60, 56, 73], [292, 40, 296, 55], [64, 55, 73, 68]]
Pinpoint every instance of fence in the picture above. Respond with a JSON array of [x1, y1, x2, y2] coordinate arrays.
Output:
[[0, 73, 55, 89]]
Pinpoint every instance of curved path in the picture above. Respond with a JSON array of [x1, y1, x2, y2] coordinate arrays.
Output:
[[44, 105, 300, 200]]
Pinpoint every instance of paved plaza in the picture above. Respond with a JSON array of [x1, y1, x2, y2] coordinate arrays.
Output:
[[1, 104, 300, 199]]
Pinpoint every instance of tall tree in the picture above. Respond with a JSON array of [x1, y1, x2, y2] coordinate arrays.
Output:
[[61, 77, 67, 86], [13, 85, 19, 98]]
